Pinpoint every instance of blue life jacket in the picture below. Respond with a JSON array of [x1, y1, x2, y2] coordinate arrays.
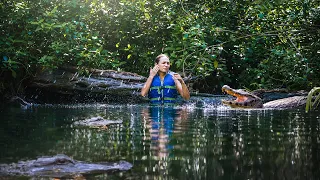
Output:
[[148, 74, 178, 105]]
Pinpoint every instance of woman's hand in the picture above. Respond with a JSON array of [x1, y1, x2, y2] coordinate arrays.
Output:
[[173, 73, 183, 83], [149, 65, 159, 77]]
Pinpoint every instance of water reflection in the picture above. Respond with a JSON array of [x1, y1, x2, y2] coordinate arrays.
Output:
[[0, 103, 320, 179], [140, 106, 189, 177]]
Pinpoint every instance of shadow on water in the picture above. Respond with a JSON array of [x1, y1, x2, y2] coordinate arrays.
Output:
[[0, 98, 320, 179]]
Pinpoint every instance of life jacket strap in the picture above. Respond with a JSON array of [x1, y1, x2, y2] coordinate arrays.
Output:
[[150, 85, 176, 94], [150, 86, 176, 90], [150, 97, 176, 101]]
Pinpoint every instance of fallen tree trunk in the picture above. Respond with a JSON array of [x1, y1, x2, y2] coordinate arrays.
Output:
[[25, 66, 148, 103]]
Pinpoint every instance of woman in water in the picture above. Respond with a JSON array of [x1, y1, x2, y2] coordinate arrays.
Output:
[[141, 54, 190, 105]]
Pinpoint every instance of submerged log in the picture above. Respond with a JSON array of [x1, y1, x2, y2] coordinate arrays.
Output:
[[0, 154, 132, 178], [25, 66, 148, 103], [73, 116, 123, 128]]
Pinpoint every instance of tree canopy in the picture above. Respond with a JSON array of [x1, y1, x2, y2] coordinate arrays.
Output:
[[1, 0, 319, 94]]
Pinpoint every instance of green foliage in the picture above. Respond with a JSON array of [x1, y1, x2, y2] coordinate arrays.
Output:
[[1, 0, 124, 72], [1, 0, 320, 94]]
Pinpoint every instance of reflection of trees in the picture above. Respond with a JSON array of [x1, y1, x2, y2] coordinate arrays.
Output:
[[200, 109, 320, 180], [38, 105, 320, 179], [0, 105, 102, 162], [160, 108, 320, 179], [49, 106, 139, 162]]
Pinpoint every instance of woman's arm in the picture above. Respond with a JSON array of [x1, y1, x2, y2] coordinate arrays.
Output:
[[173, 74, 190, 100], [141, 66, 159, 97]]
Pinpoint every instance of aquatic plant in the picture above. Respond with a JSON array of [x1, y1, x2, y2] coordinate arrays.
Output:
[[305, 87, 320, 113]]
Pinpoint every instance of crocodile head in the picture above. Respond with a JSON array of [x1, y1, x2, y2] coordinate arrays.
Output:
[[221, 85, 263, 108]]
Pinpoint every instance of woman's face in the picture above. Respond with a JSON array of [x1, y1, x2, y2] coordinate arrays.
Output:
[[157, 56, 170, 73]]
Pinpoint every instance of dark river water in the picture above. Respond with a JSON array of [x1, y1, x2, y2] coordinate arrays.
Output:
[[0, 100, 320, 180]]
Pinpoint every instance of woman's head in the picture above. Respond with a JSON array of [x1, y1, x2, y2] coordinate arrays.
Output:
[[155, 54, 170, 73], [155, 54, 169, 64]]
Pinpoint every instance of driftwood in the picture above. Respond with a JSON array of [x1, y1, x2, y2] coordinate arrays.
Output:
[[25, 66, 148, 103]]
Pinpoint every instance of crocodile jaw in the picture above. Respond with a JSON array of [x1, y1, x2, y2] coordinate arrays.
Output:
[[221, 99, 263, 108], [221, 85, 263, 108]]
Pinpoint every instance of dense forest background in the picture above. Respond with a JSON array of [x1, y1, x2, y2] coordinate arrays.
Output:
[[1, 0, 319, 96]]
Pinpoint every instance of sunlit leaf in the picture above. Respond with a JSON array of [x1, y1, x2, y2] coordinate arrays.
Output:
[[214, 60, 218, 69]]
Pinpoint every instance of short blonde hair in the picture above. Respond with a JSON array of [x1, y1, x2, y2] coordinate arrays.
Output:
[[155, 54, 169, 64]]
